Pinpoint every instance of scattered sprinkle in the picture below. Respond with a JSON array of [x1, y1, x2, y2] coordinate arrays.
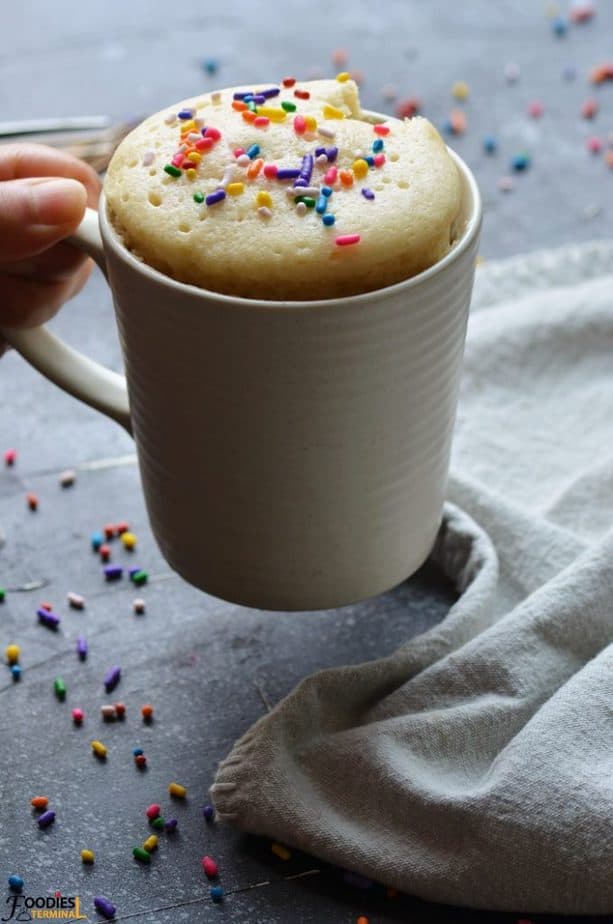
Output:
[[452, 80, 469, 100], [586, 136, 603, 154], [202, 855, 219, 878], [504, 62, 520, 83], [37, 810, 56, 829], [165, 818, 178, 832], [202, 804, 215, 821], [8, 875, 24, 892], [103, 564, 123, 581], [93, 897, 116, 920], [527, 101, 544, 118], [141, 703, 154, 722], [31, 796, 48, 810], [210, 885, 224, 903], [91, 739, 107, 759], [164, 164, 182, 178], [271, 842, 292, 860], [395, 97, 421, 119], [201, 58, 219, 75], [133, 598, 146, 614], [205, 189, 226, 206], [59, 469, 76, 488], [581, 98, 598, 119], [72, 707, 84, 725], [143, 834, 158, 853], [168, 781, 187, 799], [26, 492, 38, 511], [81, 849, 95, 864], [497, 175, 515, 192], [322, 213, 335, 226], [5, 643, 20, 665], [54, 676, 67, 700], [361, 188, 375, 200], [510, 152, 531, 171], [4, 449, 17, 466], [336, 234, 361, 246], [133, 846, 151, 863], [67, 591, 85, 609], [551, 15, 568, 36], [76, 635, 88, 660], [104, 665, 121, 693], [590, 62, 613, 84]]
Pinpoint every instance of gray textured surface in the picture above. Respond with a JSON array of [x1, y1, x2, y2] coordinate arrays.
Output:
[[1, 2, 612, 922]]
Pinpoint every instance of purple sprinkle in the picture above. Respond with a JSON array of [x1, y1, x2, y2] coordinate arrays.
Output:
[[293, 179, 309, 187], [76, 635, 88, 660], [103, 564, 123, 581], [325, 146, 338, 163], [129, 566, 142, 577], [104, 665, 121, 693], [37, 810, 56, 829], [205, 189, 226, 206], [299, 153, 314, 184], [276, 168, 301, 180], [252, 94, 266, 104], [261, 87, 280, 98], [37, 608, 60, 629], [233, 91, 250, 100], [165, 818, 178, 832], [202, 804, 215, 821], [361, 188, 375, 200], [93, 896, 116, 920], [314, 146, 326, 157]]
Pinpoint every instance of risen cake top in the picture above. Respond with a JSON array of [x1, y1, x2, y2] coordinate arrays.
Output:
[[105, 76, 462, 300]]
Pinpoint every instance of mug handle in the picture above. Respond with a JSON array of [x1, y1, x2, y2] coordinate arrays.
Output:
[[0, 208, 132, 434]]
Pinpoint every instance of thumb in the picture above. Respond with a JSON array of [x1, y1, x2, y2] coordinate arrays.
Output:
[[0, 176, 88, 263]]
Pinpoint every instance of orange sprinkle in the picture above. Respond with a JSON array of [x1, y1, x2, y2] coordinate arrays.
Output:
[[357, 917, 369, 924], [242, 110, 257, 124], [232, 99, 248, 111], [339, 169, 354, 187], [141, 704, 154, 721], [31, 796, 49, 810], [247, 158, 264, 179], [304, 115, 317, 132]]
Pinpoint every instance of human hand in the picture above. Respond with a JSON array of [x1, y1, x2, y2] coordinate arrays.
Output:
[[0, 143, 101, 354]]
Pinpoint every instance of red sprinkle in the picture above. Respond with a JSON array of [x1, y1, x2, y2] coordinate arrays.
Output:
[[72, 708, 84, 725], [527, 101, 544, 118], [135, 753, 147, 768], [114, 702, 126, 718], [146, 804, 161, 820], [395, 97, 422, 119], [202, 856, 219, 878], [373, 153, 386, 168], [373, 124, 390, 136], [581, 99, 598, 119], [293, 114, 307, 134], [263, 163, 278, 179], [336, 234, 361, 247], [4, 449, 17, 466], [282, 77, 296, 87], [116, 521, 129, 535], [27, 493, 38, 511], [195, 137, 214, 151], [40, 602, 53, 612], [233, 148, 246, 158], [590, 62, 613, 84], [294, 89, 310, 99], [253, 116, 270, 128], [203, 127, 221, 141], [99, 544, 111, 563]]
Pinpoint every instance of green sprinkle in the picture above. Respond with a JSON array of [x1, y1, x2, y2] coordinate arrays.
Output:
[[54, 677, 66, 700], [151, 816, 165, 831], [281, 101, 297, 112], [164, 164, 182, 178], [132, 570, 149, 586], [247, 101, 258, 112], [133, 846, 151, 863], [193, 192, 205, 203], [0, 588, 5, 602], [302, 197, 316, 209]]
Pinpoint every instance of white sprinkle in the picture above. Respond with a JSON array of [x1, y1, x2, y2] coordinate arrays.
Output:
[[318, 126, 336, 139], [187, 132, 201, 142], [218, 165, 235, 189], [315, 153, 328, 166], [504, 62, 520, 84], [236, 154, 250, 167], [67, 591, 86, 609], [497, 175, 515, 192], [59, 469, 76, 487], [295, 201, 307, 216], [257, 206, 273, 219], [133, 598, 146, 614], [286, 186, 320, 198], [101, 704, 116, 720], [178, 143, 188, 152], [142, 150, 155, 167], [211, 92, 222, 104], [164, 113, 177, 125]]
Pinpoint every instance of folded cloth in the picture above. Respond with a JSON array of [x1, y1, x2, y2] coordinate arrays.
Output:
[[211, 240, 613, 914]]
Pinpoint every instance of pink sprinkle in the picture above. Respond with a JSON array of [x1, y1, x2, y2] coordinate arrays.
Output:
[[254, 116, 270, 128], [586, 136, 603, 154], [234, 148, 246, 158], [374, 124, 391, 136], [373, 153, 386, 167], [202, 856, 219, 878], [263, 163, 278, 179], [171, 154, 185, 167], [527, 101, 544, 118], [581, 99, 599, 119], [324, 166, 338, 185], [335, 234, 361, 246], [146, 804, 161, 820], [204, 126, 222, 141], [293, 115, 307, 134]]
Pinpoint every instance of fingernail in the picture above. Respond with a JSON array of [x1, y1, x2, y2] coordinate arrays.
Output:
[[28, 177, 87, 226]]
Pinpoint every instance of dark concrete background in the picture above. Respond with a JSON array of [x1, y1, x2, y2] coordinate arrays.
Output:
[[1, 2, 612, 922]]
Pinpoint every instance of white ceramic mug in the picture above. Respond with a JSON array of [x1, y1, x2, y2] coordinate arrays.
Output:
[[1, 141, 481, 611]]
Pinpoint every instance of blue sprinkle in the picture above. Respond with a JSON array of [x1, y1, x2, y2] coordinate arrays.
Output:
[[441, 119, 453, 135], [246, 144, 260, 159], [364, 155, 375, 166], [177, 109, 195, 120], [201, 59, 219, 76], [8, 875, 24, 892], [482, 134, 498, 154], [206, 189, 226, 206], [104, 665, 121, 693], [321, 186, 333, 197], [510, 152, 531, 171], [322, 214, 335, 226], [316, 196, 328, 214], [133, 747, 144, 756], [261, 87, 280, 98], [11, 664, 21, 681], [276, 168, 301, 179], [361, 188, 375, 200], [372, 138, 384, 152], [552, 16, 568, 36], [91, 531, 104, 551], [210, 886, 224, 903], [202, 804, 215, 821]]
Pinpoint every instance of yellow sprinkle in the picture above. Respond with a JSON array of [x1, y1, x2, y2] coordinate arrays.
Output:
[[226, 182, 245, 196], [271, 842, 292, 860], [168, 781, 187, 799], [185, 168, 197, 181], [186, 151, 202, 163], [91, 740, 107, 758], [179, 120, 195, 133], [121, 531, 137, 549], [143, 835, 158, 853], [352, 158, 369, 179], [80, 849, 95, 865], [452, 80, 470, 101], [323, 103, 345, 119], [336, 71, 350, 83], [257, 106, 287, 122], [5, 644, 20, 665], [304, 115, 317, 132], [256, 191, 273, 208]]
